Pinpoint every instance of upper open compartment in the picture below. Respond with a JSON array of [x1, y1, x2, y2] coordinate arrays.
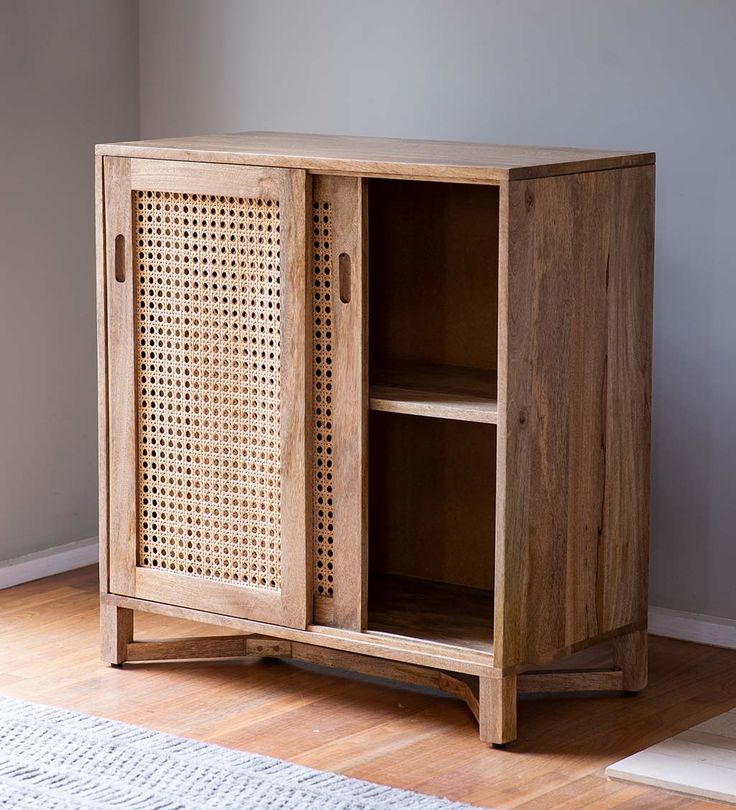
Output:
[[367, 179, 500, 424]]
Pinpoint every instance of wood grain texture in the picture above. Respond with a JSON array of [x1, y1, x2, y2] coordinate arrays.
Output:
[[289, 643, 481, 706], [312, 175, 368, 631], [367, 574, 493, 653], [100, 605, 637, 742], [368, 179, 499, 373], [100, 602, 133, 665], [126, 635, 250, 662], [128, 158, 284, 197], [97, 141, 655, 746], [102, 159, 310, 629], [95, 155, 109, 595], [122, 634, 494, 736], [495, 166, 654, 670], [370, 364, 498, 424], [369, 386, 497, 423], [517, 669, 624, 694], [96, 131, 654, 182], [369, 413, 496, 591], [612, 628, 649, 692], [600, 167, 655, 632], [3, 567, 732, 809], [104, 592, 495, 676], [132, 568, 285, 621], [104, 156, 136, 597], [479, 674, 517, 744], [277, 168, 311, 629]]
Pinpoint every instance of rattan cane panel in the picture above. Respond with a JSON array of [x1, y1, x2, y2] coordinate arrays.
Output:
[[134, 190, 282, 590], [312, 200, 335, 598]]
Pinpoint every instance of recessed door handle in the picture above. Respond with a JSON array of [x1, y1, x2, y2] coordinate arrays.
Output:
[[338, 252, 351, 304], [114, 234, 126, 283]]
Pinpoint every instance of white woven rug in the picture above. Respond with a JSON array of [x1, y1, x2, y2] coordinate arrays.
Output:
[[0, 694, 479, 809]]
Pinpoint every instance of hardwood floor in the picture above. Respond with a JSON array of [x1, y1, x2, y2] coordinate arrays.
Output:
[[1, 565, 735, 809]]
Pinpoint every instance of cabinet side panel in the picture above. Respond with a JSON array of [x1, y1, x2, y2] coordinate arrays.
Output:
[[497, 167, 654, 668], [600, 165, 654, 631]]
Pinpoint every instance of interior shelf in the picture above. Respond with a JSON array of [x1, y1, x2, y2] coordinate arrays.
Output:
[[369, 364, 498, 424], [367, 574, 494, 653]]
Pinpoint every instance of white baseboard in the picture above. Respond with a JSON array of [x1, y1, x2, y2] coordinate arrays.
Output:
[[648, 606, 736, 650], [0, 537, 98, 590]]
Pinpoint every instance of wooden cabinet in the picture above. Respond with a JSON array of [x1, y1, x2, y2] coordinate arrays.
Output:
[[96, 133, 655, 745]]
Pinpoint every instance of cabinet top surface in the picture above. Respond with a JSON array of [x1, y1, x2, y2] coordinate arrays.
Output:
[[97, 131, 654, 181]]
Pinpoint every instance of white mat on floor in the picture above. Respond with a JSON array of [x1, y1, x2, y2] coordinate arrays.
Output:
[[0, 694, 480, 809], [607, 707, 736, 804]]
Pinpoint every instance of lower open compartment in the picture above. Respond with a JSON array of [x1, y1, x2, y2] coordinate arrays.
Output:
[[367, 412, 496, 654]]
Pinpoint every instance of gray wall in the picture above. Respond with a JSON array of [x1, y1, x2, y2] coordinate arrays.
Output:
[[0, 0, 138, 560], [139, 0, 736, 619]]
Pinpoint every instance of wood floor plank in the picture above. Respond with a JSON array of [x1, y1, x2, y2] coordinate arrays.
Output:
[[0, 565, 734, 809]]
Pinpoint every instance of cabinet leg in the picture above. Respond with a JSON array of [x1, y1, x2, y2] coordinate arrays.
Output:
[[612, 628, 648, 692], [101, 602, 134, 666], [479, 674, 517, 745]]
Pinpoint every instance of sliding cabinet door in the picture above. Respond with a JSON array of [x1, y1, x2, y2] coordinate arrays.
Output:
[[309, 176, 367, 630], [104, 157, 309, 628]]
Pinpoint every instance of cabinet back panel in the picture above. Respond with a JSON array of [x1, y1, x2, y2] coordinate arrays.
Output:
[[369, 412, 496, 590], [368, 180, 499, 372]]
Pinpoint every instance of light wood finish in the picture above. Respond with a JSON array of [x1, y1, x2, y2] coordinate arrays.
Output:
[[282, 168, 311, 629], [131, 186, 288, 594], [479, 675, 517, 745], [128, 158, 285, 197], [101, 597, 645, 747], [600, 167, 655, 633], [7, 568, 730, 808], [99, 134, 655, 745], [102, 157, 310, 628], [104, 156, 136, 597], [369, 414, 496, 591], [494, 165, 655, 671], [127, 635, 251, 662], [95, 155, 109, 593], [368, 575, 493, 653], [613, 628, 649, 692], [368, 179, 499, 373], [121, 630, 485, 715], [107, 613, 714, 775], [106, 586, 641, 707], [517, 669, 624, 694], [120, 631, 545, 744], [309, 184, 337, 608], [370, 364, 498, 424], [310, 175, 368, 631], [97, 131, 654, 182], [133, 568, 285, 622], [100, 602, 133, 665], [289, 644, 480, 706], [105, 591, 495, 677]]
